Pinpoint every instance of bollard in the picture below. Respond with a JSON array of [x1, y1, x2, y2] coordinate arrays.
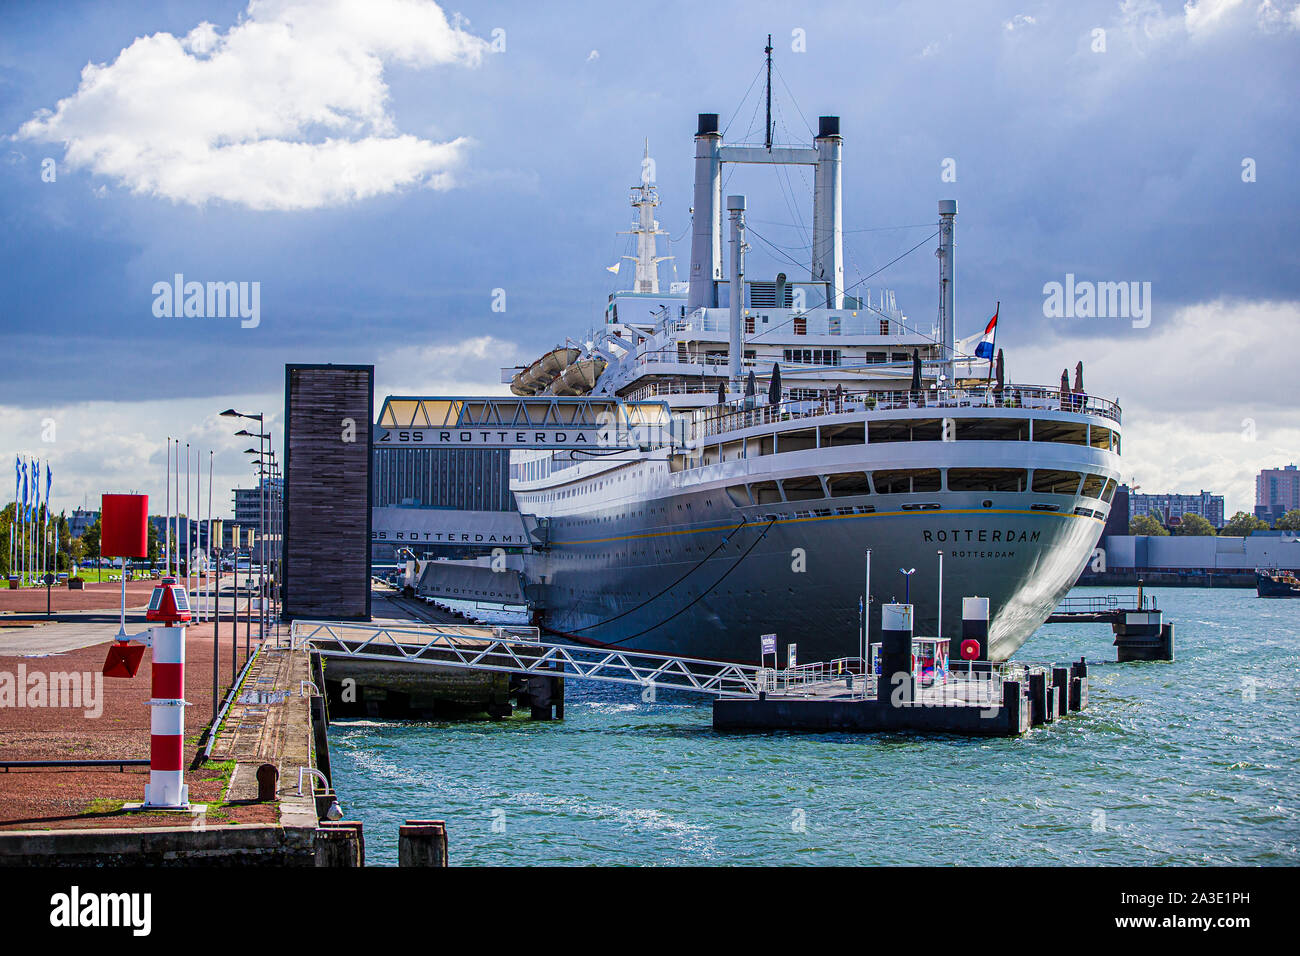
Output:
[[960, 596, 990, 660], [256, 763, 279, 801], [1071, 656, 1089, 680], [399, 819, 449, 867], [880, 604, 914, 706]]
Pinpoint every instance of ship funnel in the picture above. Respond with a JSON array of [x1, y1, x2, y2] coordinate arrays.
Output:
[[688, 113, 723, 311], [812, 116, 843, 307]]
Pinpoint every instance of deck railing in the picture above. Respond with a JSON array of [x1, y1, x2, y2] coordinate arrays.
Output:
[[692, 384, 1121, 441]]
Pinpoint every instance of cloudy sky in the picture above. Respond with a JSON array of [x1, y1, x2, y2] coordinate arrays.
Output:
[[1, 0, 1297, 518]]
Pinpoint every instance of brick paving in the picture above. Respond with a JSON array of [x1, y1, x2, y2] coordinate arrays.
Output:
[[0, 614, 278, 830]]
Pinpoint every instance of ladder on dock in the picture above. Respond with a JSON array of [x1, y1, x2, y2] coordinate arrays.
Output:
[[289, 620, 765, 697]]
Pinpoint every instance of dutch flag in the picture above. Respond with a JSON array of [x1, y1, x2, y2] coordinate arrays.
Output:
[[974, 308, 998, 360]]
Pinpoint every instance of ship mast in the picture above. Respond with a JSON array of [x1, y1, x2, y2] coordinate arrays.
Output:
[[764, 33, 773, 151], [620, 139, 672, 294]]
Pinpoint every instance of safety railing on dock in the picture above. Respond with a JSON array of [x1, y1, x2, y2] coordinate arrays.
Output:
[[1052, 594, 1156, 615]]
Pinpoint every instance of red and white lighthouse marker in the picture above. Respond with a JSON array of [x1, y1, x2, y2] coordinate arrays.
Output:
[[143, 578, 192, 808]]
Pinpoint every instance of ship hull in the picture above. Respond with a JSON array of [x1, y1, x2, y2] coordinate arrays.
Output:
[[524, 490, 1105, 663]]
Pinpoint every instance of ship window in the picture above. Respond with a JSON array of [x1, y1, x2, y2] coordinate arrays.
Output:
[[953, 418, 1030, 441], [947, 468, 1027, 492], [754, 435, 775, 456], [879, 319, 890, 335], [777, 428, 817, 453], [865, 352, 886, 364], [794, 316, 807, 335], [827, 472, 872, 497], [1101, 478, 1117, 503], [781, 476, 825, 500], [1081, 474, 1107, 499], [750, 480, 782, 504], [1089, 425, 1113, 450], [819, 423, 864, 446], [872, 469, 942, 494], [1031, 470, 1084, 495], [868, 419, 943, 443], [1031, 420, 1088, 445]]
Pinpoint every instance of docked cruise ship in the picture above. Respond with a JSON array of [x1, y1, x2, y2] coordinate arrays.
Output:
[[504, 111, 1122, 663]]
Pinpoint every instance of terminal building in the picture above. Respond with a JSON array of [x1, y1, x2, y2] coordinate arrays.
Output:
[[369, 445, 520, 564]]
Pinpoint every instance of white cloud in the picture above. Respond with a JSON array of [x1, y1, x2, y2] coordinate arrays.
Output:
[[0, 394, 283, 518], [1118, 0, 1300, 42], [378, 335, 523, 397], [14, 0, 488, 210], [1004, 14, 1038, 32], [1012, 298, 1300, 514]]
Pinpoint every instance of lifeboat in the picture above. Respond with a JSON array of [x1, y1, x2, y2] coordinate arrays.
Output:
[[552, 357, 607, 396], [510, 346, 580, 396]]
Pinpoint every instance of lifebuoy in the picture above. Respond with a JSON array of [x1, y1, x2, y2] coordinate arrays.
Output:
[[960, 639, 981, 660]]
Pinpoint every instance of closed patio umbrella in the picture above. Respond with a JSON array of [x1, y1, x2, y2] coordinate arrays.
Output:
[[1073, 360, 1084, 393], [768, 362, 782, 405], [995, 349, 1005, 389], [717, 380, 726, 405], [911, 349, 923, 392]]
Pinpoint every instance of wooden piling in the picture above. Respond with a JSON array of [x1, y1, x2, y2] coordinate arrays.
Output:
[[399, 819, 449, 867]]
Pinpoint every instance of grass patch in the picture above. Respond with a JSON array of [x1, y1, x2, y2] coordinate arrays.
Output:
[[84, 798, 126, 816]]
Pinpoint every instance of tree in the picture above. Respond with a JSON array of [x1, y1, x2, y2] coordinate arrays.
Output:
[[1222, 511, 1269, 537], [1176, 513, 1216, 536], [1130, 514, 1169, 536], [1275, 509, 1300, 531], [146, 520, 161, 569], [80, 517, 102, 565]]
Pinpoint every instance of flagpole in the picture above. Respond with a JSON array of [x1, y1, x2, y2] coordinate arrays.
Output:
[[165, 438, 171, 576], [986, 301, 999, 385], [204, 450, 211, 624]]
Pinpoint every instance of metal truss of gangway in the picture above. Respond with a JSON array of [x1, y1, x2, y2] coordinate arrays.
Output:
[[289, 620, 763, 697], [373, 395, 685, 450]]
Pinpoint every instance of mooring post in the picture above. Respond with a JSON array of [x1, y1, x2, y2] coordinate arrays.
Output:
[[399, 819, 448, 867], [1052, 666, 1069, 716], [552, 658, 565, 720], [1027, 670, 1047, 726], [879, 603, 914, 706]]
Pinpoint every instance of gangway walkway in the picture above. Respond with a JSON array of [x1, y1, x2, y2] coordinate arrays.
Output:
[[290, 620, 765, 698]]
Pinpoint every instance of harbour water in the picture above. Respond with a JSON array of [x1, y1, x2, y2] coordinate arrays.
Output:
[[328, 586, 1298, 866]]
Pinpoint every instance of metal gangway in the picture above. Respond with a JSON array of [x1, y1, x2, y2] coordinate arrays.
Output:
[[289, 620, 766, 698], [1046, 593, 1157, 623]]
